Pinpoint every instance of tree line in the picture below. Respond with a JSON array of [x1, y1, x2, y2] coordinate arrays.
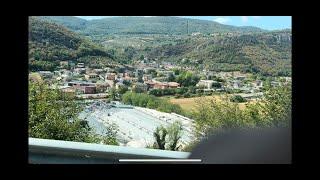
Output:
[[121, 92, 183, 114]]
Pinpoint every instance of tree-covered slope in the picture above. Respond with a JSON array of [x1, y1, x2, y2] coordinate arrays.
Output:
[[39, 16, 266, 36], [29, 16, 115, 71], [146, 30, 291, 76], [29, 16, 291, 76], [39, 16, 88, 31]]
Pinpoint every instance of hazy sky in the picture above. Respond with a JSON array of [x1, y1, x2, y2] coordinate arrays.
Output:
[[75, 16, 291, 30]]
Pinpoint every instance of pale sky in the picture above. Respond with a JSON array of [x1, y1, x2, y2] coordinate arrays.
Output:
[[75, 16, 291, 30]]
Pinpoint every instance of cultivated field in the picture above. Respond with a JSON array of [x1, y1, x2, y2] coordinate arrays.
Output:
[[169, 95, 256, 112]]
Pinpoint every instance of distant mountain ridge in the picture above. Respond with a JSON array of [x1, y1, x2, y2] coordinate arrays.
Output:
[[29, 16, 291, 76], [39, 16, 267, 36], [39, 16, 88, 31]]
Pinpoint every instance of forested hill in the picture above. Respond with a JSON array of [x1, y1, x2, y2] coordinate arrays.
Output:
[[39, 16, 266, 36], [29, 17, 116, 71], [146, 30, 292, 76], [38, 16, 88, 31], [29, 16, 291, 76]]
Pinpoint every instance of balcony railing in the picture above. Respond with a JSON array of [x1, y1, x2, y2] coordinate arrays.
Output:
[[29, 138, 192, 164]]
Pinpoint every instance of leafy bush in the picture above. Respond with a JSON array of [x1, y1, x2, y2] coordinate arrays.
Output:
[[29, 81, 118, 145], [230, 95, 247, 103], [175, 87, 188, 95], [29, 81, 88, 141], [118, 86, 128, 94], [183, 92, 191, 98], [149, 88, 176, 96], [176, 71, 200, 87], [152, 121, 183, 151], [192, 84, 291, 138], [175, 94, 182, 98], [149, 89, 162, 96]]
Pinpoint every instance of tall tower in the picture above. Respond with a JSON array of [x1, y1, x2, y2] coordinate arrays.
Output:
[[187, 20, 189, 35]]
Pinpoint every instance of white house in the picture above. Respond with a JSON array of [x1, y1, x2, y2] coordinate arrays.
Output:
[[196, 80, 215, 89], [38, 71, 53, 79], [76, 63, 85, 68]]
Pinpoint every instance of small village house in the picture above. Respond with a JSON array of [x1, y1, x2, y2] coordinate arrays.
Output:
[[143, 74, 152, 82], [38, 71, 53, 79], [168, 82, 180, 88], [132, 82, 148, 92], [145, 81, 156, 90], [67, 81, 96, 94], [196, 80, 214, 89], [85, 73, 98, 80], [105, 73, 117, 81], [95, 82, 110, 93], [60, 61, 69, 67], [93, 69, 105, 74], [76, 63, 85, 68], [83, 86, 96, 94], [74, 68, 86, 74], [154, 82, 169, 89]]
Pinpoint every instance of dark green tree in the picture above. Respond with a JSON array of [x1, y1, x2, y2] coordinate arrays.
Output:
[[152, 121, 183, 151], [167, 121, 183, 151], [167, 73, 175, 82], [193, 84, 291, 139], [109, 87, 117, 101], [102, 123, 119, 145], [29, 81, 92, 142], [230, 95, 247, 103], [118, 85, 128, 95], [153, 126, 167, 150]]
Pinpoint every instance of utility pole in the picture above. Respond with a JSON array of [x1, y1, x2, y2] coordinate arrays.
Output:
[[187, 20, 189, 35]]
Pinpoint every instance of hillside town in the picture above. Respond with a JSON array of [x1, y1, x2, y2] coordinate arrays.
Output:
[[28, 16, 292, 158], [29, 58, 294, 149], [29, 58, 291, 101]]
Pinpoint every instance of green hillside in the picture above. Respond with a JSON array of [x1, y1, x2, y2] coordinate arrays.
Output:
[[29, 16, 291, 76], [29, 16, 116, 71], [39, 16, 266, 36], [146, 30, 291, 76], [39, 16, 88, 31]]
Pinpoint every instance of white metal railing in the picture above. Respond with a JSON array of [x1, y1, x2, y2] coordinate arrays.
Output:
[[29, 138, 191, 164]]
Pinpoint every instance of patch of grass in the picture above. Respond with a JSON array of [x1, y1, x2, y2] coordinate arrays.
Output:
[[170, 95, 257, 112]]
